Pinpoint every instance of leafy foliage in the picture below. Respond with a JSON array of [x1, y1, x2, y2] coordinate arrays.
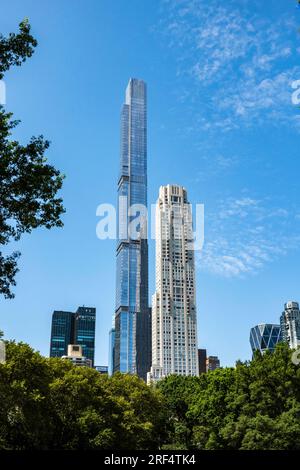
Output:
[[0, 342, 167, 450], [0, 19, 37, 80], [0, 20, 65, 298], [0, 341, 299, 450], [158, 343, 300, 450]]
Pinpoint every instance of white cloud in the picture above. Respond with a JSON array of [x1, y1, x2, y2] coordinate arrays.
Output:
[[160, 0, 300, 132], [197, 196, 300, 278], [215, 69, 300, 127]]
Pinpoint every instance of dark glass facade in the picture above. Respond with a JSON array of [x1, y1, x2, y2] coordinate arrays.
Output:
[[50, 307, 96, 365], [250, 323, 282, 354], [108, 328, 115, 375], [74, 307, 96, 366], [50, 311, 75, 358], [198, 349, 207, 374], [114, 79, 151, 380]]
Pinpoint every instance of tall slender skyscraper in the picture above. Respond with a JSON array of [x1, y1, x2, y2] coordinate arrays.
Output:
[[148, 185, 199, 382], [113, 78, 151, 380]]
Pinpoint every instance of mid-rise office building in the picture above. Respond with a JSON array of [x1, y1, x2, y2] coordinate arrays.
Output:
[[50, 306, 96, 365], [50, 310, 75, 358], [198, 349, 207, 374], [148, 185, 199, 382], [206, 356, 220, 372], [280, 301, 300, 350], [74, 306, 96, 365], [250, 323, 282, 354], [113, 78, 151, 380]]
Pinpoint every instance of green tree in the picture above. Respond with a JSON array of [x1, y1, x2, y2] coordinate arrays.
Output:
[[157, 374, 201, 449], [107, 373, 167, 449], [219, 344, 300, 450], [1, 340, 300, 450], [48, 362, 119, 449], [0, 341, 166, 450], [158, 344, 300, 450], [0, 341, 55, 449], [0, 20, 64, 298]]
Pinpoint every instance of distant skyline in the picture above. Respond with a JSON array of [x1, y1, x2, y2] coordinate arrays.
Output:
[[1, 0, 300, 368]]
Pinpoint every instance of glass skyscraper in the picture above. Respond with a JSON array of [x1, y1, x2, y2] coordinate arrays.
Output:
[[74, 307, 96, 366], [113, 78, 151, 380], [250, 323, 282, 355], [50, 310, 75, 358], [50, 306, 96, 365], [108, 327, 115, 376]]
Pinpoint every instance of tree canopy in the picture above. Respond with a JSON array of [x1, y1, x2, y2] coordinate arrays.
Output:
[[158, 343, 300, 450], [0, 341, 167, 450], [0, 341, 300, 449], [0, 20, 64, 298]]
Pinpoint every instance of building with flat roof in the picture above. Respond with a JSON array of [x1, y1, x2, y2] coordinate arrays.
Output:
[[61, 344, 92, 368], [206, 356, 220, 372], [198, 349, 207, 374], [148, 185, 199, 383], [50, 306, 96, 365]]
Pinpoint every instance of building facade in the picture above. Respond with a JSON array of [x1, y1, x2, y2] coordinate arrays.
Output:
[[50, 310, 75, 358], [74, 306, 96, 365], [108, 327, 115, 376], [62, 344, 92, 368], [206, 356, 220, 372], [148, 185, 199, 382], [250, 323, 282, 355], [113, 78, 151, 380], [50, 306, 96, 365], [280, 301, 300, 350], [198, 349, 207, 374]]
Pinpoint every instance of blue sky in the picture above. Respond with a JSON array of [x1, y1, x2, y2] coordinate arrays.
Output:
[[1, 0, 300, 367]]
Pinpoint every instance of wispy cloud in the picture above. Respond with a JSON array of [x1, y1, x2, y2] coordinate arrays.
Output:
[[198, 196, 300, 277], [159, 0, 300, 132], [193, 153, 238, 181], [159, 1, 300, 277]]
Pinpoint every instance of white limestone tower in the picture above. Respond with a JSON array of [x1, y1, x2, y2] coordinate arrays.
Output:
[[148, 185, 199, 382]]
